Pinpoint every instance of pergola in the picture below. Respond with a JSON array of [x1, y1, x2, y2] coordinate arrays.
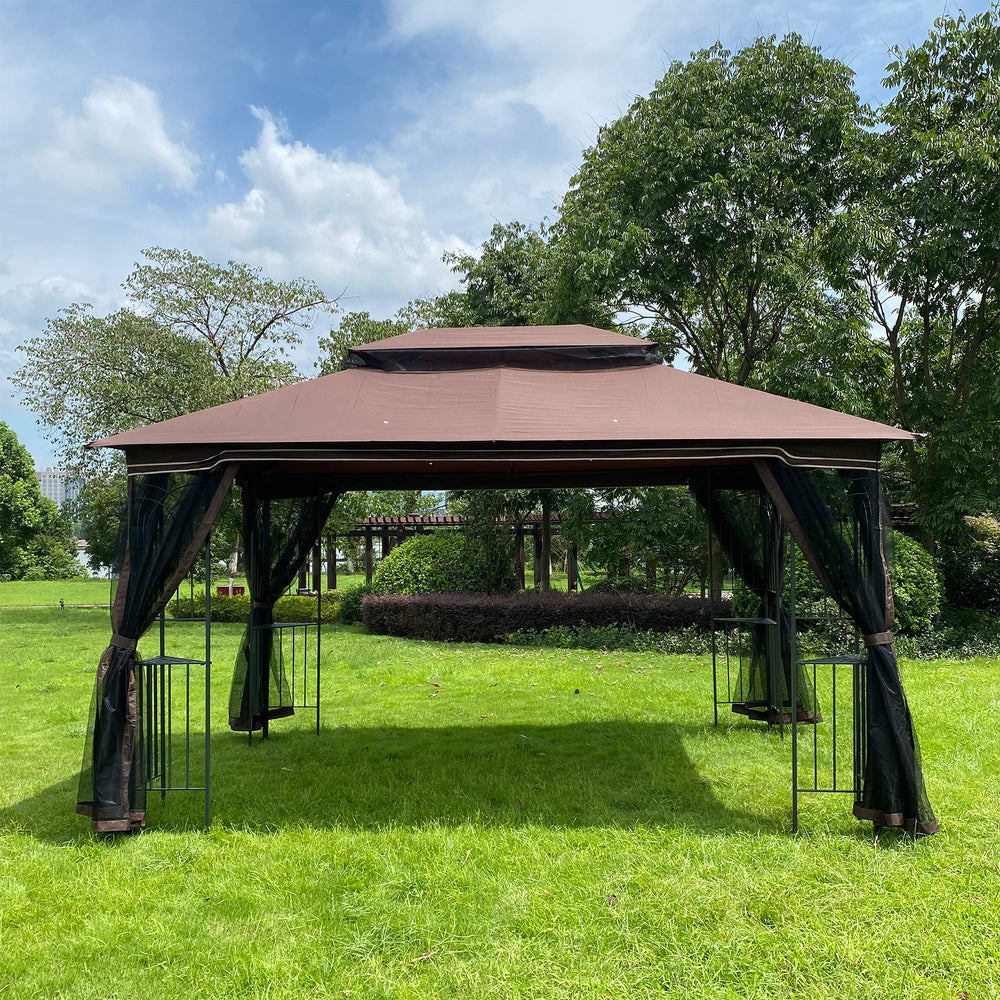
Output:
[[77, 326, 937, 835]]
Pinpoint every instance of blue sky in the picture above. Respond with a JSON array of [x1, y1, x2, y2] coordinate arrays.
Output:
[[1, 0, 984, 465]]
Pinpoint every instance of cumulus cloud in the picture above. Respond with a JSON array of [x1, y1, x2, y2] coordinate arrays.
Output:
[[36, 77, 199, 193], [207, 109, 469, 310]]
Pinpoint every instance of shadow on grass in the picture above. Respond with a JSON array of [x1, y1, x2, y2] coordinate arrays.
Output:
[[3, 719, 790, 842]]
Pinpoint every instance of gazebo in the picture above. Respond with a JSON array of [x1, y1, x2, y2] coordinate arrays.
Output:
[[77, 326, 937, 836]]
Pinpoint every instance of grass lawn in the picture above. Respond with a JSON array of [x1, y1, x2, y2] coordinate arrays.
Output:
[[2, 604, 998, 999]]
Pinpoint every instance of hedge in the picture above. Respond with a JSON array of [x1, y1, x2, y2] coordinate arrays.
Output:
[[168, 590, 341, 624], [361, 591, 728, 644]]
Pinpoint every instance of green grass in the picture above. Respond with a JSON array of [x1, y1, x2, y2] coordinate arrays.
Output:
[[2, 603, 999, 999]]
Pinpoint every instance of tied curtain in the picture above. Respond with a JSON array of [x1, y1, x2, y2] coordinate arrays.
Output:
[[76, 467, 235, 833], [689, 479, 820, 724], [756, 460, 938, 834], [228, 487, 338, 732]]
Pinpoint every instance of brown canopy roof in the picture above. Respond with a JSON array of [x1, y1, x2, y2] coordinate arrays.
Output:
[[91, 325, 911, 489]]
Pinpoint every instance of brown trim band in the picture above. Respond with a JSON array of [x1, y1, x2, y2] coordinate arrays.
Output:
[[864, 631, 893, 647], [852, 803, 939, 836], [110, 634, 138, 651]]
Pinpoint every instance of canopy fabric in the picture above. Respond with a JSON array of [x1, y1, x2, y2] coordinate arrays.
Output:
[[90, 326, 912, 479]]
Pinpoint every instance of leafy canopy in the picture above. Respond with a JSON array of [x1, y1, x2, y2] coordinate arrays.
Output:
[[559, 33, 864, 384]]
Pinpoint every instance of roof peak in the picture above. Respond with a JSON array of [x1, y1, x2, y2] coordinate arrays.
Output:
[[349, 324, 661, 372], [353, 325, 644, 351]]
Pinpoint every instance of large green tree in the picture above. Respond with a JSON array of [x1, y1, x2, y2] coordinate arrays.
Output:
[[0, 422, 79, 580], [15, 248, 334, 474], [558, 33, 865, 384], [14, 248, 336, 574], [856, 5, 1000, 543]]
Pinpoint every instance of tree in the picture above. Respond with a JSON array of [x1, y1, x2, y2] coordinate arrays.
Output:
[[316, 311, 412, 375], [558, 34, 865, 385], [439, 220, 614, 329], [15, 248, 336, 575], [15, 248, 335, 475], [565, 487, 709, 594], [124, 247, 331, 402], [856, 6, 1000, 544], [0, 422, 78, 580]]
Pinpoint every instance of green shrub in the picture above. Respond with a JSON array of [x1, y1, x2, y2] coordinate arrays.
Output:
[[338, 582, 372, 625], [21, 565, 48, 582], [372, 533, 484, 594], [507, 623, 712, 654], [940, 512, 1000, 612], [169, 590, 339, 624], [891, 531, 941, 635]]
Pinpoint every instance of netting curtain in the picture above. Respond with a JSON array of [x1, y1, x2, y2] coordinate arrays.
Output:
[[76, 467, 235, 833], [756, 459, 938, 834], [228, 487, 338, 732], [689, 478, 820, 723]]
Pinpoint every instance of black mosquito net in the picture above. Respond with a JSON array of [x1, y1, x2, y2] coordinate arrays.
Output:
[[689, 479, 820, 724], [77, 467, 234, 833], [228, 486, 338, 732], [757, 459, 937, 834]]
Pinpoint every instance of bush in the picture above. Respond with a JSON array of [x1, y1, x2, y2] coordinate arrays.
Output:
[[21, 565, 48, 582], [170, 590, 340, 624], [361, 591, 727, 644], [939, 513, 1000, 613], [338, 582, 372, 625], [371, 532, 487, 594], [586, 577, 655, 594], [508, 623, 712, 655], [891, 532, 941, 635]]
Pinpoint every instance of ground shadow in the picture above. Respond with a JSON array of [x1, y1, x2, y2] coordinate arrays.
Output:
[[3, 718, 791, 841]]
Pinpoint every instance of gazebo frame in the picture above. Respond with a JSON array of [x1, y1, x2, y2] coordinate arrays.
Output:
[[75, 326, 937, 836]]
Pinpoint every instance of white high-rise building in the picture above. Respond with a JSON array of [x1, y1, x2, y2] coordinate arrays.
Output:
[[36, 467, 80, 508]]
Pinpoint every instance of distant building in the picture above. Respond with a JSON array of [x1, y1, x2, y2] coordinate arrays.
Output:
[[36, 466, 81, 509]]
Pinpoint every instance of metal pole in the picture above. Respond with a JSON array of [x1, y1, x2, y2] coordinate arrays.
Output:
[[707, 475, 719, 727], [316, 585, 321, 734], [205, 532, 212, 829], [790, 529, 798, 834]]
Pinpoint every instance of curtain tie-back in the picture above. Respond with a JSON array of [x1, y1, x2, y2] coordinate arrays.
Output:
[[863, 631, 893, 647], [110, 634, 138, 651]]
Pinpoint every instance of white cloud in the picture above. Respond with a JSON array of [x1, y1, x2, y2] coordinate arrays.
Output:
[[386, 0, 672, 142], [36, 77, 199, 193], [207, 109, 470, 311]]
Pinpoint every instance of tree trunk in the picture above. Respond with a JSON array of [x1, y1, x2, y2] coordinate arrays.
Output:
[[709, 530, 724, 605], [227, 534, 240, 578], [539, 493, 552, 592]]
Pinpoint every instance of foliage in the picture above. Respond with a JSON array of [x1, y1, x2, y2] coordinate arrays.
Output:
[[0, 422, 79, 580], [508, 623, 713, 655], [891, 532, 942, 634], [315, 310, 411, 374], [337, 581, 373, 625], [856, 7, 1000, 540], [74, 466, 126, 573], [566, 487, 709, 593], [14, 247, 335, 575], [559, 33, 863, 384], [939, 512, 1000, 612], [446, 492, 521, 595], [439, 220, 614, 328], [371, 532, 487, 595], [124, 247, 332, 402], [23, 503, 85, 580], [170, 590, 340, 624], [362, 591, 723, 644]]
